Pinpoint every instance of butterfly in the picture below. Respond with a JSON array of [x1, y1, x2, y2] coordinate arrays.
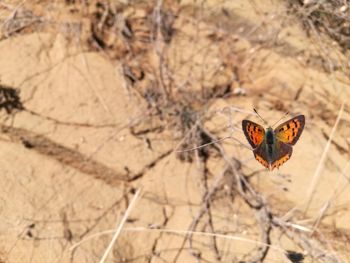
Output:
[[242, 115, 305, 171]]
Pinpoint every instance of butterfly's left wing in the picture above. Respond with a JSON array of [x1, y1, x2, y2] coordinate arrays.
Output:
[[253, 144, 271, 170], [242, 120, 265, 149], [275, 115, 305, 145]]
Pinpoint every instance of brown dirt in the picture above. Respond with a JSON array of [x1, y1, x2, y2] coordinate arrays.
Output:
[[0, 0, 349, 262]]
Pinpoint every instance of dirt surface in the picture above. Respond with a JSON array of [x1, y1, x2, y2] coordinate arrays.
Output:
[[0, 0, 349, 262]]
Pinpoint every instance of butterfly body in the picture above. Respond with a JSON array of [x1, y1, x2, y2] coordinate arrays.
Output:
[[257, 128, 277, 162], [242, 115, 305, 171], [265, 128, 274, 157]]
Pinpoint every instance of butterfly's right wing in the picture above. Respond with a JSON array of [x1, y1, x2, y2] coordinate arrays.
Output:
[[242, 120, 265, 149], [270, 141, 293, 170], [271, 115, 305, 170], [275, 115, 305, 145]]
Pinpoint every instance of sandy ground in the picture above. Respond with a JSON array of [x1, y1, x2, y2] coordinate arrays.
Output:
[[0, 0, 349, 262]]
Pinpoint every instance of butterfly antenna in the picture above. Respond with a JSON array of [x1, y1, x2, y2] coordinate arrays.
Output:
[[253, 108, 268, 126], [271, 111, 289, 128]]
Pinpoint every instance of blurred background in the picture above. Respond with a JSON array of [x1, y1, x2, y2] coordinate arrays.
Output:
[[0, 0, 349, 262]]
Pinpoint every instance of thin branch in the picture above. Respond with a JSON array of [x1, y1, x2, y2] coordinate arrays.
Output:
[[99, 188, 142, 263]]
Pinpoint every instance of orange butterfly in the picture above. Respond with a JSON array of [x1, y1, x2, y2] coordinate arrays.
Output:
[[242, 114, 305, 171]]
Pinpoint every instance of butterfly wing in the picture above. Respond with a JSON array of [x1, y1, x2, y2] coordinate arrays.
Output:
[[253, 144, 271, 169], [274, 115, 305, 145], [270, 141, 293, 170], [242, 120, 265, 149], [272, 115, 305, 170], [253, 140, 293, 170]]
